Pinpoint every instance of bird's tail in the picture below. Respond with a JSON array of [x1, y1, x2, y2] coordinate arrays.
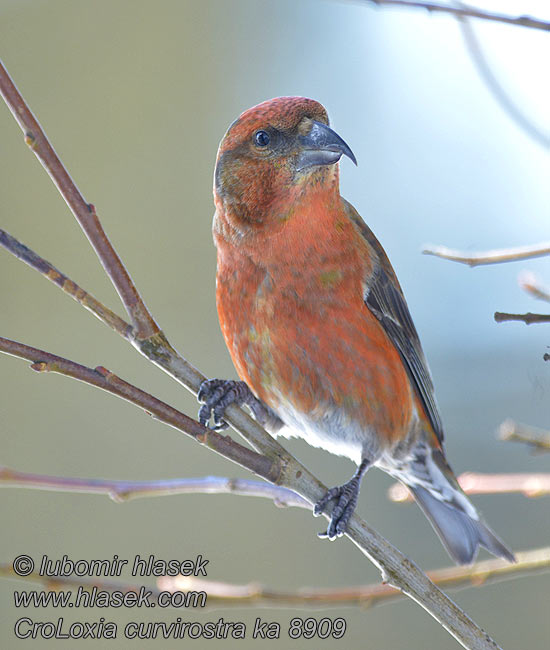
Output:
[[399, 446, 515, 565]]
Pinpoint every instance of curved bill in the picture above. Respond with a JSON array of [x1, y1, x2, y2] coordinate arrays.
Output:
[[296, 120, 357, 172]]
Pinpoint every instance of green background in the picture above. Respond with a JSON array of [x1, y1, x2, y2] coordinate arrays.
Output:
[[1, 0, 549, 648]]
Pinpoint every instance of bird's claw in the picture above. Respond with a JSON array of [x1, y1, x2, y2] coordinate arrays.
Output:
[[314, 477, 361, 540], [198, 379, 252, 431]]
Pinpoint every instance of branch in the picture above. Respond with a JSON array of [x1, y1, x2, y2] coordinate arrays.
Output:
[[2, 547, 549, 609], [159, 546, 550, 607], [456, 4, 550, 150], [494, 312, 550, 325], [0, 229, 133, 340], [0, 337, 279, 483], [389, 472, 550, 503], [493, 273, 550, 332], [0, 467, 308, 508], [0, 58, 508, 649], [519, 272, 550, 304], [499, 419, 550, 453], [0, 63, 158, 339], [364, 1, 550, 32], [0, 341, 503, 650], [7, 465, 550, 505], [423, 242, 550, 267]]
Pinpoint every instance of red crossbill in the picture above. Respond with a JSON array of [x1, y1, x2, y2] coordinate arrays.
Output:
[[199, 96, 514, 565]]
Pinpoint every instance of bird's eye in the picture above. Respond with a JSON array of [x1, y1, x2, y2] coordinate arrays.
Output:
[[254, 130, 270, 147]]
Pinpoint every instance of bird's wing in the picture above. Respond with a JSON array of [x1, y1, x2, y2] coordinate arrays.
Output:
[[344, 200, 444, 443]]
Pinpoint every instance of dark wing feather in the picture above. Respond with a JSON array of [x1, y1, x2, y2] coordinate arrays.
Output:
[[345, 200, 444, 443]]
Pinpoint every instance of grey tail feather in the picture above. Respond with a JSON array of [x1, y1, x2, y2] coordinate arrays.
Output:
[[410, 485, 516, 565]]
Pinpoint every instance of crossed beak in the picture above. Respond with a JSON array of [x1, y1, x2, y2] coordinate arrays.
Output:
[[296, 120, 357, 172]]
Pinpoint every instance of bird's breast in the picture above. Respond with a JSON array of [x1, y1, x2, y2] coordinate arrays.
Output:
[[215, 234, 414, 456]]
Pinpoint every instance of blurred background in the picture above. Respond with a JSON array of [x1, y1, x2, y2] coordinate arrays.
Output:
[[1, 0, 549, 647]]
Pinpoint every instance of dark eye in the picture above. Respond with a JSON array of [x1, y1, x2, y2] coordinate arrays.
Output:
[[254, 130, 270, 147]]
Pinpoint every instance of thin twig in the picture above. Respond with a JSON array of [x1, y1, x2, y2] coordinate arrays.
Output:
[[0, 63, 158, 339], [0, 467, 308, 508], [456, 5, 550, 150], [519, 272, 550, 304], [0, 337, 279, 483], [389, 472, 550, 503], [1, 547, 549, 610], [6, 466, 549, 504], [0, 59, 508, 650], [494, 312, 550, 325], [364, 1, 550, 32], [499, 419, 550, 453], [0, 229, 133, 340], [159, 546, 550, 608], [423, 242, 550, 266]]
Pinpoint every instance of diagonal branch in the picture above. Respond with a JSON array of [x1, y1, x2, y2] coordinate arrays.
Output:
[[363, 1, 550, 32], [0, 337, 279, 483], [0, 229, 133, 340], [159, 546, 550, 608], [0, 62, 158, 339], [0, 342, 502, 649], [519, 272, 550, 304], [456, 5, 550, 150]]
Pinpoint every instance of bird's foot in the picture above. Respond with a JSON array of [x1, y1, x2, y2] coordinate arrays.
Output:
[[314, 459, 369, 540], [198, 379, 269, 431], [314, 478, 361, 540]]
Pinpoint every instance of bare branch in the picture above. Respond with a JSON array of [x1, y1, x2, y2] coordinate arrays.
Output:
[[0, 344, 506, 649], [389, 472, 550, 503], [363, 1, 550, 32], [159, 546, 550, 607], [2, 547, 549, 609], [499, 419, 550, 452], [519, 272, 550, 304], [8, 464, 549, 506], [0, 467, 308, 508], [0, 229, 133, 340], [0, 225, 282, 459], [457, 8, 550, 150], [423, 242, 550, 266], [0, 337, 279, 483], [0, 61, 158, 339], [494, 312, 550, 325]]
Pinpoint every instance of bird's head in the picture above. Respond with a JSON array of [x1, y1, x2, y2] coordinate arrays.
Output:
[[214, 97, 356, 223]]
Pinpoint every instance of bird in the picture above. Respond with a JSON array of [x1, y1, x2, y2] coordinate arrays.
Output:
[[198, 96, 514, 565]]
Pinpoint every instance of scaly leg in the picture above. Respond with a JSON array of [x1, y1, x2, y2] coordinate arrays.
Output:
[[314, 458, 370, 539]]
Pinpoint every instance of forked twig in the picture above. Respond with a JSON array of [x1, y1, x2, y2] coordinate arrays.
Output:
[[423, 242, 550, 267], [0, 67, 158, 340]]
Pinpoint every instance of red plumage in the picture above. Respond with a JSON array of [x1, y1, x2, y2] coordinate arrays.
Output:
[[202, 97, 514, 565]]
